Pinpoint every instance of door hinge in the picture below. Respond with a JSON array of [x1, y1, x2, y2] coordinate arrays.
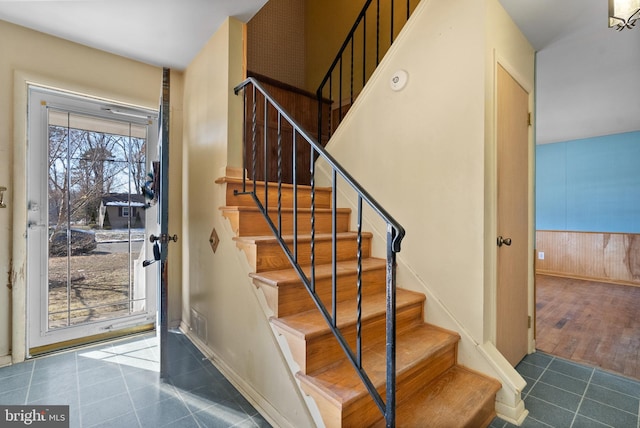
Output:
[[527, 112, 532, 126], [528, 315, 532, 328]]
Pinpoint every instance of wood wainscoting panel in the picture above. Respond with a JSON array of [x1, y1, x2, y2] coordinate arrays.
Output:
[[536, 230, 640, 286]]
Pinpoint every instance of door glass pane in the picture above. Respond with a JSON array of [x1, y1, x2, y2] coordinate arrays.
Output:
[[47, 109, 148, 330]]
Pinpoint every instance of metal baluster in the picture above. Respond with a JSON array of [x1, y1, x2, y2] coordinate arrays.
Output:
[[242, 88, 247, 193], [350, 39, 354, 106], [251, 86, 257, 194], [377, 0, 380, 65], [391, 0, 395, 44], [328, 76, 333, 140], [277, 112, 282, 236], [293, 131, 298, 262], [339, 57, 343, 122], [385, 226, 398, 428], [363, 15, 367, 90], [356, 196, 363, 367], [310, 147, 315, 293], [263, 96, 269, 209], [332, 170, 338, 327], [317, 93, 323, 161]]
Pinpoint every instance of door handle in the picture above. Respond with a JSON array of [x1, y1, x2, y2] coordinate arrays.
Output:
[[143, 242, 161, 267], [149, 233, 178, 244], [497, 236, 512, 247], [143, 234, 178, 267]]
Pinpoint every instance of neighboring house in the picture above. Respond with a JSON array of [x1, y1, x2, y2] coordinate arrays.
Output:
[[98, 193, 146, 229]]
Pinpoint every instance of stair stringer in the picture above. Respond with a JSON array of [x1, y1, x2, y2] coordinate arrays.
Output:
[[314, 169, 527, 425], [216, 181, 335, 428], [192, 179, 323, 428]]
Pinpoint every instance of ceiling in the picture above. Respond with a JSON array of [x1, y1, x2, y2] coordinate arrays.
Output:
[[0, 0, 600, 70], [498, 0, 604, 51], [0, 0, 268, 70]]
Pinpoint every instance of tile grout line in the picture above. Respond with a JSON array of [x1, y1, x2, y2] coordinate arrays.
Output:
[[73, 351, 82, 427], [513, 356, 556, 428], [114, 343, 143, 428], [524, 354, 554, 400], [24, 360, 36, 405], [168, 344, 209, 428], [569, 364, 594, 427]]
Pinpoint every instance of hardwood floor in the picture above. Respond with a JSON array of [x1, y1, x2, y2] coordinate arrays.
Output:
[[536, 274, 640, 380]]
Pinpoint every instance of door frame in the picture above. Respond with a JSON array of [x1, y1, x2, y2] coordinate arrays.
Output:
[[25, 85, 159, 353], [489, 55, 536, 361], [11, 71, 160, 363]]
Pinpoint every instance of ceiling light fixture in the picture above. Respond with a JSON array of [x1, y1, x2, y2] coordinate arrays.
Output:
[[609, 0, 640, 30]]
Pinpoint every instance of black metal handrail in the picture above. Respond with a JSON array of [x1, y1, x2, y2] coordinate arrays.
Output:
[[316, 0, 419, 144], [234, 77, 405, 427]]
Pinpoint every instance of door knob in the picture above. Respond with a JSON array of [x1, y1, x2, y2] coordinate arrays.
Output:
[[149, 233, 178, 244], [497, 236, 512, 247]]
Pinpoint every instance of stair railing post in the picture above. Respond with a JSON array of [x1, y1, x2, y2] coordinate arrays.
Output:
[[385, 224, 397, 428]]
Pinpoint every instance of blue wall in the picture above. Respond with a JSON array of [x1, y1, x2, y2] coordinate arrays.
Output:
[[536, 131, 640, 233]]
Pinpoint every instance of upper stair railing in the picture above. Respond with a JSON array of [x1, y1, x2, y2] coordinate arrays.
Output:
[[316, 0, 419, 143], [234, 77, 405, 427]]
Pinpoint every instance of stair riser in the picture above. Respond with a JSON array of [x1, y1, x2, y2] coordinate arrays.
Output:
[[276, 303, 424, 374], [224, 181, 332, 209], [255, 267, 386, 317], [239, 234, 372, 273], [222, 209, 350, 236]]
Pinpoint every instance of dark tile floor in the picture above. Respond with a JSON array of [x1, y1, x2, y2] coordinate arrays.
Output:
[[3, 332, 640, 427], [0, 331, 271, 428], [491, 352, 640, 428]]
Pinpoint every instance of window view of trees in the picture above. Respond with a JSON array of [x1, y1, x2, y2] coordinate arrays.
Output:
[[46, 112, 150, 328], [48, 123, 146, 233]]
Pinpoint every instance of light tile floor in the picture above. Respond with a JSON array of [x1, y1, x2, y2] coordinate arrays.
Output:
[[0, 331, 271, 428], [491, 352, 640, 428]]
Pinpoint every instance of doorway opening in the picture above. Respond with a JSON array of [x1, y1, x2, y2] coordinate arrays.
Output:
[[27, 86, 159, 355]]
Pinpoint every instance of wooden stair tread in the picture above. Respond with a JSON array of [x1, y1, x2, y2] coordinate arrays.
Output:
[[220, 205, 351, 214], [371, 366, 501, 428], [250, 257, 386, 287], [215, 176, 333, 192], [296, 323, 460, 406], [271, 289, 425, 339], [234, 231, 373, 245]]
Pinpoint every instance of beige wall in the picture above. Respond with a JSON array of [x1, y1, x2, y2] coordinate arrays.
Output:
[[319, 0, 488, 341], [0, 20, 162, 363], [180, 17, 313, 427]]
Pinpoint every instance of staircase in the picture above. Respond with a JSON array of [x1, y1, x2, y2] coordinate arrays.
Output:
[[218, 176, 501, 427]]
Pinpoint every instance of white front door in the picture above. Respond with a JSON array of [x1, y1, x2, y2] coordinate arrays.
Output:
[[26, 86, 158, 353]]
